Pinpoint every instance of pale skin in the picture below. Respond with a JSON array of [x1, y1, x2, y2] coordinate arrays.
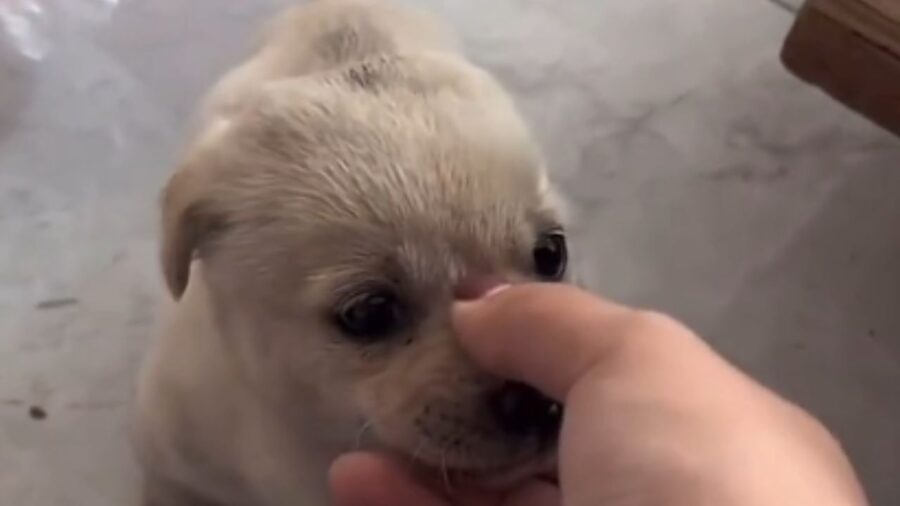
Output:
[[329, 284, 869, 506]]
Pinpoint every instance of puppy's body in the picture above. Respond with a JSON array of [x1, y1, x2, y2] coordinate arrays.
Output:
[[136, 2, 566, 505], [137, 264, 337, 505]]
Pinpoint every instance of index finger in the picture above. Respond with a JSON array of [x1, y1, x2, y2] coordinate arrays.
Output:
[[452, 283, 640, 400]]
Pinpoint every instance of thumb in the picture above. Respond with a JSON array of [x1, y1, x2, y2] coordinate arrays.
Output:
[[452, 283, 643, 400], [329, 453, 449, 506]]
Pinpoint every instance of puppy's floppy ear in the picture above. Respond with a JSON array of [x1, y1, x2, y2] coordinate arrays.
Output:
[[160, 165, 220, 299]]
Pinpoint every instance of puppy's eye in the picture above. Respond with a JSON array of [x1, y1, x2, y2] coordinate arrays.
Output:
[[335, 290, 405, 342], [533, 231, 567, 281]]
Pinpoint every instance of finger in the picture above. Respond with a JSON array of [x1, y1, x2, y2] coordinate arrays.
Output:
[[329, 453, 451, 506], [453, 283, 649, 400]]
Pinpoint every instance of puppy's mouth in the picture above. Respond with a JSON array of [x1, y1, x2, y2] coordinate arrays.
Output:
[[357, 421, 555, 490], [357, 384, 562, 490], [374, 435, 558, 491]]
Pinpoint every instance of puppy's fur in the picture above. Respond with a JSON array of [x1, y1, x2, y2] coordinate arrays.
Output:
[[135, 1, 566, 505]]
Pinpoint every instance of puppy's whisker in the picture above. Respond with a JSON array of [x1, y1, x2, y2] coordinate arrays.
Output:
[[440, 447, 453, 493], [410, 437, 427, 466], [355, 420, 374, 449]]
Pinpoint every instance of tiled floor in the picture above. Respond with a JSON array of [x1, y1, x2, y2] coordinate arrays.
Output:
[[1, 0, 898, 504]]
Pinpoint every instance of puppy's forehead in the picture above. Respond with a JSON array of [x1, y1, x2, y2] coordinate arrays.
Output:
[[224, 61, 553, 241]]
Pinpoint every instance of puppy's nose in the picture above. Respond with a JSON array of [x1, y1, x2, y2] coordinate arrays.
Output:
[[489, 382, 562, 442]]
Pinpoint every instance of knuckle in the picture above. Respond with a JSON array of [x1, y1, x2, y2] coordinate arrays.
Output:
[[625, 310, 688, 337]]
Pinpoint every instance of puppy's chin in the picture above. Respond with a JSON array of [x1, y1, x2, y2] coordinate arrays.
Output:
[[458, 452, 557, 491], [405, 449, 557, 492]]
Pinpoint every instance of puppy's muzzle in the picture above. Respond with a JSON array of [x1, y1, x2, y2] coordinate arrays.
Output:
[[453, 277, 563, 447]]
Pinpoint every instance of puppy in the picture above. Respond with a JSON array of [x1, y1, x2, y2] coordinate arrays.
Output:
[[134, 1, 569, 505]]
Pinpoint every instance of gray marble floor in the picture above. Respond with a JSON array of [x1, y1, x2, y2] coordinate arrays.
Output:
[[767, 0, 803, 13], [1, 0, 898, 504]]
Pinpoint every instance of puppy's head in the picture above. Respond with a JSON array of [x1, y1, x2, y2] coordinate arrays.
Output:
[[163, 53, 567, 483]]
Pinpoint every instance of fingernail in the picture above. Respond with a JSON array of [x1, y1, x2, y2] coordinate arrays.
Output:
[[483, 284, 510, 299], [453, 284, 510, 317]]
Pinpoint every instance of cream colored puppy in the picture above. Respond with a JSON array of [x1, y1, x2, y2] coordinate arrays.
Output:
[[134, 1, 569, 505]]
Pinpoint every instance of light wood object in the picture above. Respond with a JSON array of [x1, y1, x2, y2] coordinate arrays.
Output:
[[782, 0, 900, 136]]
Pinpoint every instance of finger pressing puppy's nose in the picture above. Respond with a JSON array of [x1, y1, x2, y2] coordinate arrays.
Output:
[[453, 276, 509, 301], [452, 284, 634, 400]]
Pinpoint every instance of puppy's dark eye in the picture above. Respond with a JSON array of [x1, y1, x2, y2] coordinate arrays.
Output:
[[533, 231, 567, 280], [335, 290, 405, 342]]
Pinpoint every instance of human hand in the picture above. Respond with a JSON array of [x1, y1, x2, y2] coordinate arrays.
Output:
[[330, 284, 868, 506]]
